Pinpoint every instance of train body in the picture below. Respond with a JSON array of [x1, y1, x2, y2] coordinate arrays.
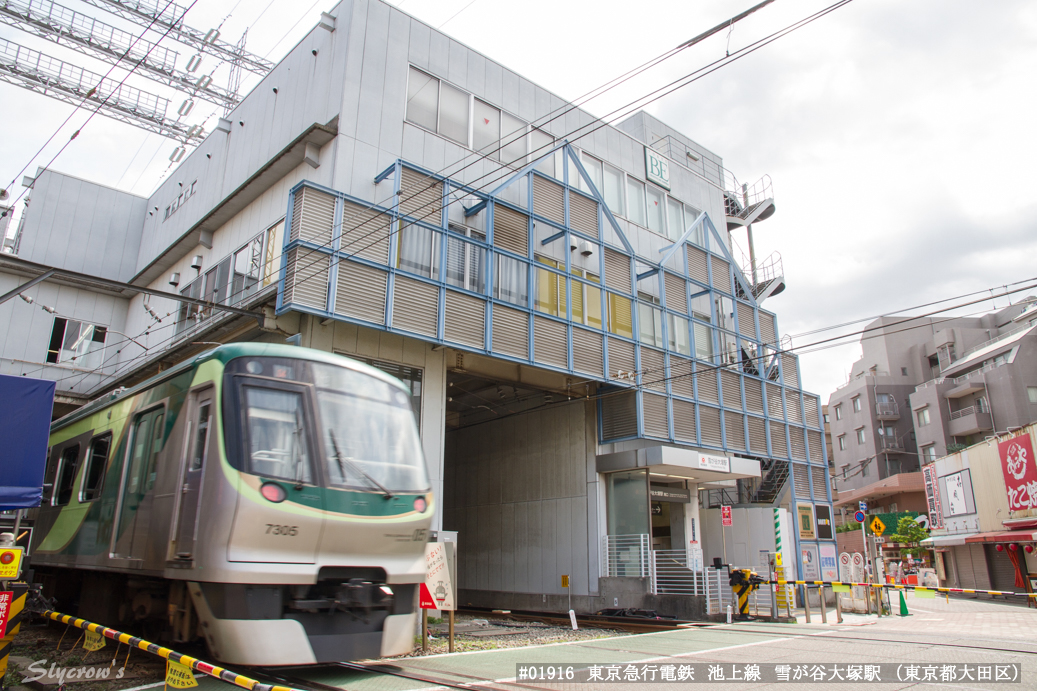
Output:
[[30, 343, 433, 665]]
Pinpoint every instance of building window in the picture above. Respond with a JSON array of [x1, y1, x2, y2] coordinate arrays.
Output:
[[607, 293, 633, 339], [861, 460, 869, 477], [976, 396, 989, 414], [80, 434, 111, 502], [46, 318, 107, 368], [1028, 386, 1037, 404], [901, 367, 909, 376], [571, 268, 602, 329], [405, 67, 439, 132], [917, 407, 931, 427], [638, 300, 664, 348], [668, 313, 691, 355], [838, 435, 846, 451], [841, 464, 849, 479], [852, 396, 861, 413], [834, 404, 843, 420], [921, 444, 936, 464], [823, 413, 830, 424], [534, 257, 567, 318], [856, 427, 866, 445], [445, 224, 486, 293], [495, 255, 528, 306]]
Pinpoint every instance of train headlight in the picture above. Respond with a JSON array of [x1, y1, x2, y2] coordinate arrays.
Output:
[[414, 496, 427, 513], [260, 482, 287, 503]]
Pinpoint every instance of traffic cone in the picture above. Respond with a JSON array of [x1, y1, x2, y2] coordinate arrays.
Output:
[[898, 590, 910, 617]]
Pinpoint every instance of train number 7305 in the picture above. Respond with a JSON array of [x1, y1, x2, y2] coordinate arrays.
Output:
[[266, 524, 299, 536]]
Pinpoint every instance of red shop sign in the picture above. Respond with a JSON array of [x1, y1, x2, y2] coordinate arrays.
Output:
[[998, 434, 1037, 512]]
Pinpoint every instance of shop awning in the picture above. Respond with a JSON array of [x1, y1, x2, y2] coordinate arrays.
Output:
[[964, 530, 1037, 544], [920, 533, 976, 547]]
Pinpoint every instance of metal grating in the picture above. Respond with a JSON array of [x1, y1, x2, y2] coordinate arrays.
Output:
[[444, 290, 485, 347], [747, 415, 767, 453], [533, 316, 568, 368], [282, 247, 329, 311], [811, 465, 828, 498], [672, 399, 696, 442], [572, 327, 603, 377], [770, 421, 789, 458], [787, 394, 803, 424], [669, 357, 694, 398], [342, 200, 390, 263], [725, 411, 745, 451], [711, 256, 732, 294], [696, 369, 718, 404], [744, 378, 764, 414], [720, 370, 741, 410], [290, 187, 335, 245], [664, 271, 687, 314], [699, 405, 722, 446], [782, 353, 800, 387], [391, 275, 438, 337], [766, 383, 784, 419], [736, 301, 756, 340], [493, 204, 529, 256], [807, 430, 824, 464], [532, 175, 564, 225], [569, 189, 598, 238], [334, 261, 386, 324], [399, 167, 443, 223], [687, 245, 708, 285], [643, 393, 669, 439], [640, 347, 666, 393], [804, 395, 820, 428], [603, 247, 631, 293], [492, 305, 528, 359], [790, 427, 807, 460], [792, 463, 810, 498], [601, 390, 637, 440], [760, 312, 777, 346], [608, 338, 635, 379]]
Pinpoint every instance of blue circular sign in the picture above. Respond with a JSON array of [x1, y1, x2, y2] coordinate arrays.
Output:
[[854, 511, 866, 523]]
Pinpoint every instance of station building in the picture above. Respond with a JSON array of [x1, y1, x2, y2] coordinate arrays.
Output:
[[0, 0, 834, 615]]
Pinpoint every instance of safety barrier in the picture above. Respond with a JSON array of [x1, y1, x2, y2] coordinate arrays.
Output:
[[41, 611, 305, 691], [772, 580, 1036, 598]]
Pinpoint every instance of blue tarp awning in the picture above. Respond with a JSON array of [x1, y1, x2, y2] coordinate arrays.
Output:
[[0, 374, 55, 510]]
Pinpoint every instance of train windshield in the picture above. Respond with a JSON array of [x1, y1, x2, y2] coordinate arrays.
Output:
[[311, 363, 429, 493]]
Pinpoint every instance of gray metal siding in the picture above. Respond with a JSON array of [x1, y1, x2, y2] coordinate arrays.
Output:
[[283, 247, 330, 311], [602, 391, 637, 440], [444, 289, 484, 346], [790, 427, 807, 461], [492, 304, 528, 358], [603, 248, 631, 294], [642, 393, 669, 439], [392, 275, 438, 336], [699, 405, 722, 446], [720, 370, 741, 410], [807, 430, 824, 463], [696, 369, 719, 404], [672, 399, 696, 442], [793, 463, 810, 498], [342, 199, 391, 263], [669, 357, 694, 398], [766, 383, 785, 419], [744, 379, 764, 414], [725, 411, 745, 451], [532, 175, 564, 225], [711, 256, 731, 294], [771, 421, 789, 458], [291, 186, 336, 245], [687, 245, 708, 285], [569, 190, 598, 239], [607, 338, 635, 379], [640, 347, 665, 393], [664, 271, 687, 314], [571, 327, 603, 377], [334, 261, 387, 323], [533, 316, 567, 368], [399, 166, 444, 223], [747, 416, 767, 454], [760, 312, 777, 346], [782, 353, 800, 387], [736, 301, 756, 340], [493, 204, 528, 256]]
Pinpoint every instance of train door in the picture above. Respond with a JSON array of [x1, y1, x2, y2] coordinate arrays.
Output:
[[172, 389, 212, 559], [112, 405, 164, 560]]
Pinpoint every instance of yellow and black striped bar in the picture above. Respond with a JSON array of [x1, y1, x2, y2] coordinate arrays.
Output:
[[0, 584, 29, 677], [772, 579, 1036, 598], [42, 611, 305, 691]]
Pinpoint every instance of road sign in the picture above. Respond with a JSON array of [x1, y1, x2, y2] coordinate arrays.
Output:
[[854, 510, 866, 523], [870, 515, 886, 536], [422, 542, 455, 611], [561, 574, 569, 588], [859, 501, 867, 512], [721, 505, 733, 527]]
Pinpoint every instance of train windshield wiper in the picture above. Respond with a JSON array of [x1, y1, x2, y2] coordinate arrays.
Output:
[[328, 429, 394, 499]]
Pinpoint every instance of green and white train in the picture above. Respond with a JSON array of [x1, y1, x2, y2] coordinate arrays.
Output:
[[30, 343, 433, 665]]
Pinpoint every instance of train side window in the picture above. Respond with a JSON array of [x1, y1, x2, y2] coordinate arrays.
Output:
[[242, 386, 313, 484], [191, 402, 211, 471], [144, 413, 164, 492], [128, 407, 164, 495], [80, 434, 112, 502], [53, 445, 81, 506]]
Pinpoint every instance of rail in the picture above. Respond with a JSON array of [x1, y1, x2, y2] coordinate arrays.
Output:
[[723, 170, 773, 212], [957, 322, 1032, 361], [651, 549, 705, 595], [602, 534, 650, 578], [875, 400, 899, 417], [914, 377, 947, 392], [951, 360, 1003, 385], [950, 406, 976, 420]]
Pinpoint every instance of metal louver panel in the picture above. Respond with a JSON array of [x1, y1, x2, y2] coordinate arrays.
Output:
[[532, 175, 564, 225], [642, 393, 669, 439], [687, 245, 708, 285], [444, 290, 485, 347], [493, 204, 529, 256], [601, 391, 637, 440], [603, 248, 631, 293], [787, 394, 803, 424], [720, 370, 741, 410], [807, 430, 824, 464], [640, 347, 665, 393], [770, 421, 789, 458], [392, 276, 438, 337], [534, 316, 567, 368], [744, 379, 764, 414], [670, 357, 694, 398], [569, 190, 598, 238], [792, 463, 810, 498], [747, 416, 767, 453], [736, 301, 756, 340], [760, 312, 777, 346], [725, 411, 745, 451], [334, 261, 386, 324], [399, 167, 443, 223], [341, 200, 390, 264], [673, 399, 696, 442], [664, 271, 687, 314], [766, 383, 785, 419], [712, 256, 731, 294], [782, 354, 800, 387], [492, 305, 528, 359], [804, 395, 821, 429], [608, 338, 635, 379], [790, 427, 807, 460], [282, 247, 329, 311], [572, 327, 603, 377], [699, 405, 722, 447], [696, 369, 718, 404], [811, 465, 828, 499], [290, 187, 335, 245]]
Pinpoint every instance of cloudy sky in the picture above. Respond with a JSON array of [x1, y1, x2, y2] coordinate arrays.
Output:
[[2, 0, 1035, 402]]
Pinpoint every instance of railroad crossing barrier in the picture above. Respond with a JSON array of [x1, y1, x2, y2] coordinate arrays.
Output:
[[0, 583, 28, 676], [772, 579, 1037, 600]]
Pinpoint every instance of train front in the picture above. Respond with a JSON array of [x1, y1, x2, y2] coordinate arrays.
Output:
[[189, 348, 433, 665]]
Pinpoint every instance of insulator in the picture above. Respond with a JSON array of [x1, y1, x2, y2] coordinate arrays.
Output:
[[177, 99, 195, 116], [186, 54, 203, 73], [196, 74, 212, 90], [170, 147, 186, 163], [203, 28, 220, 44]]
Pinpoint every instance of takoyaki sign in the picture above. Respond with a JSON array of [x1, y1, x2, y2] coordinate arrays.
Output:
[[420, 542, 456, 611], [999, 434, 1037, 512]]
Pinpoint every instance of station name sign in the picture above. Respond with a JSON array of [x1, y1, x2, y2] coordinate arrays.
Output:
[[696, 453, 731, 473], [650, 485, 691, 503]]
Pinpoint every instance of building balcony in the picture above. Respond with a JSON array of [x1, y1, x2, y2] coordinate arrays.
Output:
[[948, 407, 992, 437], [879, 436, 904, 451], [875, 400, 899, 420]]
